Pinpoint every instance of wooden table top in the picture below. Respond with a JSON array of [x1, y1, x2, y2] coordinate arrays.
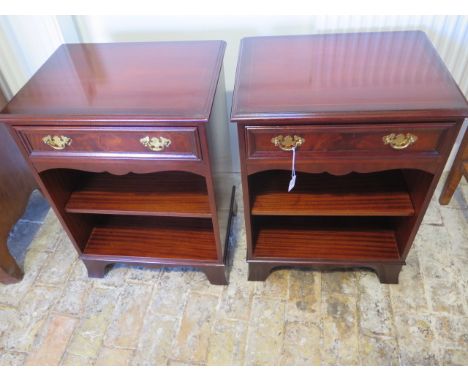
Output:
[[231, 31, 468, 122], [1, 41, 226, 123]]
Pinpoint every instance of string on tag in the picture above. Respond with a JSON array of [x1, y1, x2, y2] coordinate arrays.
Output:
[[288, 147, 296, 192]]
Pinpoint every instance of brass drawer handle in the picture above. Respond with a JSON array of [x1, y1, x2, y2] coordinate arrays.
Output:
[[383, 133, 418, 150], [140, 136, 171, 151], [42, 135, 72, 150], [271, 135, 305, 151]]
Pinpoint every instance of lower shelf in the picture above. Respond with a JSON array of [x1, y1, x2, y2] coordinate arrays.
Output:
[[83, 216, 217, 262], [252, 216, 401, 262]]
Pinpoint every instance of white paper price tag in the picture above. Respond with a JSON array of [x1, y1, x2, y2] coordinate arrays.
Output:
[[288, 174, 296, 192], [288, 147, 297, 192]]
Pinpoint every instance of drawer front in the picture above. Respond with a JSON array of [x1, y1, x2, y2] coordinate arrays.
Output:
[[15, 126, 202, 160], [246, 123, 453, 159]]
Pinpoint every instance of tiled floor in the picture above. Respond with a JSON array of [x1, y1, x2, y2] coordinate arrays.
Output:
[[0, 173, 467, 366]]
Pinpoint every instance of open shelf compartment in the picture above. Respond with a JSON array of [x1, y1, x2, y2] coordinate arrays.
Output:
[[83, 215, 218, 261], [250, 170, 415, 217], [65, 171, 211, 218], [252, 216, 401, 262]]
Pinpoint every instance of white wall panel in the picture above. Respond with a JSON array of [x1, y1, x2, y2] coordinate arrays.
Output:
[[0, 16, 65, 97]]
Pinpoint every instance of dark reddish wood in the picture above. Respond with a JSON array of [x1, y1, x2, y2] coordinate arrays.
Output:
[[246, 123, 451, 159], [82, 259, 109, 278], [2, 41, 225, 121], [232, 31, 468, 283], [84, 216, 217, 261], [251, 170, 414, 216], [252, 216, 400, 261], [0, 91, 37, 284], [0, 41, 229, 285], [66, 171, 211, 218], [248, 262, 403, 283], [439, 128, 468, 204], [232, 31, 467, 122], [18, 126, 201, 160]]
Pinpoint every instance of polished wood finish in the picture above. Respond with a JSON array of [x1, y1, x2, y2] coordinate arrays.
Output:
[[66, 171, 210, 218], [1, 41, 230, 285], [2, 42, 224, 120], [439, 128, 468, 205], [252, 217, 400, 261], [251, 170, 415, 216], [232, 31, 468, 283], [0, 91, 37, 284], [84, 216, 216, 260], [246, 123, 451, 159], [18, 126, 201, 160], [232, 31, 467, 122]]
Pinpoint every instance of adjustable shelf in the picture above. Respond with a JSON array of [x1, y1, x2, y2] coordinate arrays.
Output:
[[250, 170, 415, 217], [66, 171, 211, 218]]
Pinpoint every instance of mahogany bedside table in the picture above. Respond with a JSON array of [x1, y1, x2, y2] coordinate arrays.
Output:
[[1, 41, 234, 285], [231, 31, 468, 283]]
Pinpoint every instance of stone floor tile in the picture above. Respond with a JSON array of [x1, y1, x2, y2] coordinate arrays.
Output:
[[24, 210, 62, 255], [1, 285, 62, 352], [206, 318, 248, 365], [61, 353, 94, 366], [421, 197, 443, 226], [53, 280, 90, 316], [415, 224, 465, 315], [36, 234, 77, 285], [7, 220, 43, 268], [132, 314, 179, 366], [439, 207, 468, 257], [424, 277, 465, 315], [149, 270, 191, 317], [171, 292, 219, 364], [182, 268, 225, 297], [104, 282, 153, 349], [0, 219, 58, 306], [0, 351, 27, 366], [322, 270, 358, 296], [394, 313, 439, 365], [95, 346, 134, 366], [92, 264, 129, 288], [358, 334, 399, 365], [67, 259, 89, 282], [167, 359, 202, 366], [0, 271, 38, 307], [244, 297, 286, 365], [321, 293, 360, 365], [216, 281, 254, 321], [432, 316, 468, 349], [0, 304, 20, 338], [357, 273, 394, 337], [438, 348, 468, 365], [286, 269, 321, 323], [20, 190, 50, 223], [125, 265, 162, 283], [253, 269, 289, 300], [280, 321, 321, 365], [66, 286, 121, 359], [389, 254, 428, 314], [25, 314, 77, 365]]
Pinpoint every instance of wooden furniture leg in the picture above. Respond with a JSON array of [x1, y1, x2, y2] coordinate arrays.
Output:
[[0, 119, 37, 284], [439, 128, 468, 205]]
